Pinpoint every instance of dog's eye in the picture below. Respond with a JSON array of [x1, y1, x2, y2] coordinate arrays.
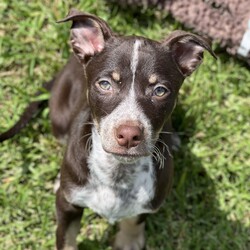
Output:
[[98, 80, 112, 91], [153, 86, 169, 97]]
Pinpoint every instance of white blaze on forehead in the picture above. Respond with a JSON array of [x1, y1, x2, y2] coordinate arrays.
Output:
[[130, 40, 141, 92]]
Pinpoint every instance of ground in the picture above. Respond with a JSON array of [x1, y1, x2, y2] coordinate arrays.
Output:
[[0, 0, 249, 249]]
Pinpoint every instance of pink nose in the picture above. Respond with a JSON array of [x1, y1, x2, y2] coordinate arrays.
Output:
[[116, 125, 143, 149]]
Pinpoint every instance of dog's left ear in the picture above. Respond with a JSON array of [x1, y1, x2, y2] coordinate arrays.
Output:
[[163, 31, 216, 77], [58, 9, 113, 63]]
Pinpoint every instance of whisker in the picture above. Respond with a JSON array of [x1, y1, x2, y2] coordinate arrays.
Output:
[[157, 139, 173, 158], [160, 131, 173, 135], [152, 153, 161, 168], [152, 145, 165, 169], [85, 135, 92, 153], [99, 107, 109, 116], [79, 132, 92, 143], [151, 147, 159, 167], [82, 122, 94, 125]]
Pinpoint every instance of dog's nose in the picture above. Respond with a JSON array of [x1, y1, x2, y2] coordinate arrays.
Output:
[[116, 125, 143, 149]]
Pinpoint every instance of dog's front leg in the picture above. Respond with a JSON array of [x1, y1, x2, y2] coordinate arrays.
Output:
[[113, 215, 147, 250], [56, 188, 83, 250]]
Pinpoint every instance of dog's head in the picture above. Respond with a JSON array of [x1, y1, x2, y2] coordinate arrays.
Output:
[[59, 9, 215, 162]]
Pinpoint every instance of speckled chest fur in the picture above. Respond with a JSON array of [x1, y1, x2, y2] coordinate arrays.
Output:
[[66, 128, 155, 223]]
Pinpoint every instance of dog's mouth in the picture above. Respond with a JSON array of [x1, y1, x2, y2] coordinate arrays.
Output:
[[104, 147, 150, 164], [100, 136, 153, 164], [114, 152, 150, 163]]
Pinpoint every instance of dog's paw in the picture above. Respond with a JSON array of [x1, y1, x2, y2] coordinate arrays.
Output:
[[113, 230, 145, 250]]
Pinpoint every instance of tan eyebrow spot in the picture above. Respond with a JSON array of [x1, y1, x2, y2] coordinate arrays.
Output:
[[149, 74, 157, 84], [112, 71, 120, 82]]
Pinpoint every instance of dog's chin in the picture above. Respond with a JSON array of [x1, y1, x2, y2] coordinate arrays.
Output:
[[113, 154, 143, 164], [101, 139, 152, 164]]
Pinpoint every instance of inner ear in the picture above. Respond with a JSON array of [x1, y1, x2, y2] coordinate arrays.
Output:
[[172, 40, 204, 76], [164, 31, 216, 77], [70, 20, 105, 63], [57, 9, 113, 64]]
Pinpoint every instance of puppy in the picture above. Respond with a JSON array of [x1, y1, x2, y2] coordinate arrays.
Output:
[[52, 9, 215, 250], [0, 9, 216, 250]]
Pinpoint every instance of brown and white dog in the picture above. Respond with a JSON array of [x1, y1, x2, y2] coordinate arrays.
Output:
[[0, 9, 215, 250]]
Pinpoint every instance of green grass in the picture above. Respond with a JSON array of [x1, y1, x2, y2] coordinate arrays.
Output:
[[0, 0, 249, 249]]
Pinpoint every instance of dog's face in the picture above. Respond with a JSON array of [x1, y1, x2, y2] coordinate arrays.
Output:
[[86, 37, 183, 159], [59, 9, 215, 162]]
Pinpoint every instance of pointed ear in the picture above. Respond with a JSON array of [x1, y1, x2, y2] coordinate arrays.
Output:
[[163, 31, 216, 77], [57, 9, 113, 63]]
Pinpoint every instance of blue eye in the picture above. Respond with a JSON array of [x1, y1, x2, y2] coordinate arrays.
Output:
[[153, 86, 168, 97], [98, 80, 112, 91]]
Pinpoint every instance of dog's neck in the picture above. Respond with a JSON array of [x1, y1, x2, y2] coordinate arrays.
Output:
[[87, 127, 153, 187]]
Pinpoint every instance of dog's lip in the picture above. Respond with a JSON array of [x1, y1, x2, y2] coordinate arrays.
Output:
[[111, 152, 149, 158], [103, 147, 150, 158], [103, 147, 150, 160]]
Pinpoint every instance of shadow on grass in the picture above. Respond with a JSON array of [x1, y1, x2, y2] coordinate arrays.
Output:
[[144, 105, 248, 250]]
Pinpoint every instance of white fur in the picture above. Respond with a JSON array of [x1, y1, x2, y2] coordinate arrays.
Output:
[[66, 128, 155, 224], [131, 40, 141, 92]]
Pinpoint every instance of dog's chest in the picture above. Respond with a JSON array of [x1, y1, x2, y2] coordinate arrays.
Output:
[[67, 153, 155, 223]]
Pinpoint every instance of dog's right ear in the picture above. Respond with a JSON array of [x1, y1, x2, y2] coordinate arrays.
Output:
[[57, 9, 113, 63]]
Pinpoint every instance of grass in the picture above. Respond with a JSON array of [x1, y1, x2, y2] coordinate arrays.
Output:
[[0, 0, 249, 249]]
